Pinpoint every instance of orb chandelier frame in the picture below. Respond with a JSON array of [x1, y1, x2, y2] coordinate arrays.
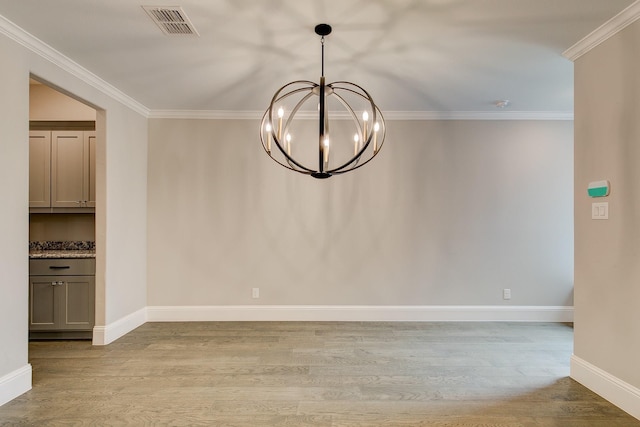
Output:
[[260, 24, 386, 179]]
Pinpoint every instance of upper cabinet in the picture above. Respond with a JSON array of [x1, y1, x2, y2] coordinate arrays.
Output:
[[29, 129, 96, 212], [29, 131, 51, 208], [51, 131, 95, 208]]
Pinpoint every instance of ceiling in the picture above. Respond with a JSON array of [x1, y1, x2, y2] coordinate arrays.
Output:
[[0, 0, 635, 114]]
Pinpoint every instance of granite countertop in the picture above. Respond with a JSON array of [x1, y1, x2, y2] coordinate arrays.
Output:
[[29, 241, 96, 259]]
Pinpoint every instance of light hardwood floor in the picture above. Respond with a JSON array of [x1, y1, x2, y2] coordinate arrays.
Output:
[[1, 322, 638, 426]]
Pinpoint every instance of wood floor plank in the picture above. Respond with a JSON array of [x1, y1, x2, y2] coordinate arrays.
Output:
[[1, 322, 638, 426]]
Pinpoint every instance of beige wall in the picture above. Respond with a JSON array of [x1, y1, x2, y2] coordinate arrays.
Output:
[[0, 33, 30, 400], [0, 23, 148, 400], [574, 19, 640, 390], [29, 82, 96, 121], [29, 213, 95, 241], [147, 119, 574, 307], [97, 106, 148, 325]]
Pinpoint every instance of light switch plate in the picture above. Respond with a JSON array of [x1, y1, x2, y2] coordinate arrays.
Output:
[[592, 202, 608, 220]]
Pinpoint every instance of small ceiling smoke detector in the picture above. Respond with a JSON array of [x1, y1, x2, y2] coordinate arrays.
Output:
[[143, 6, 199, 36], [495, 100, 511, 109]]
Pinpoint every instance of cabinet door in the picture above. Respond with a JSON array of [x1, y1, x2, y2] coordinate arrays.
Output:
[[51, 131, 87, 207], [29, 275, 95, 332], [29, 277, 60, 331], [86, 131, 96, 208], [61, 276, 95, 330], [29, 131, 51, 208]]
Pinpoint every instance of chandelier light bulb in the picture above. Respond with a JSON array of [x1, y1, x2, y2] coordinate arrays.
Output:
[[323, 137, 330, 164], [285, 133, 292, 155], [264, 122, 272, 152]]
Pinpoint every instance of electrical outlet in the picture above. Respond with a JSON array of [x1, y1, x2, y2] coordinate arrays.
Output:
[[503, 288, 511, 300], [252, 288, 260, 299]]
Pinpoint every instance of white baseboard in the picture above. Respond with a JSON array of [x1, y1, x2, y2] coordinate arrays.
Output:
[[92, 307, 147, 345], [571, 355, 640, 420], [0, 364, 32, 407], [146, 305, 573, 322]]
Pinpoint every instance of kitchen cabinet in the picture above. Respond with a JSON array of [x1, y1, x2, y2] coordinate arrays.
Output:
[[28, 131, 51, 208], [29, 258, 95, 338], [29, 130, 96, 210]]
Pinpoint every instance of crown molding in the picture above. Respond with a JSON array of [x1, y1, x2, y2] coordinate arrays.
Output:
[[148, 110, 264, 120], [563, 0, 640, 61], [382, 111, 573, 121], [149, 109, 573, 121], [0, 14, 150, 117]]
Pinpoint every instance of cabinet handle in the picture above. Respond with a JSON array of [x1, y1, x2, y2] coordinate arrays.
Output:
[[49, 265, 71, 270], [51, 281, 64, 286]]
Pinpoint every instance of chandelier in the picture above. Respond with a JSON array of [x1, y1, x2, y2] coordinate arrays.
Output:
[[260, 24, 386, 179]]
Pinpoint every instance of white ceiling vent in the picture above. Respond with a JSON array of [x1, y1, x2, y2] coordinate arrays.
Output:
[[143, 6, 199, 36]]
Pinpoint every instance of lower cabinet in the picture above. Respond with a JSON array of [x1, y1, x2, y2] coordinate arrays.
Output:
[[29, 258, 95, 339], [29, 275, 95, 331]]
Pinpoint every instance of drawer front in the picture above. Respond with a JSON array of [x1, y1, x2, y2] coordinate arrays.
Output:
[[29, 258, 95, 276]]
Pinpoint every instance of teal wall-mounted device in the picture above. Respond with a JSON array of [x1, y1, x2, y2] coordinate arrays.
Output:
[[588, 180, 610, 197]]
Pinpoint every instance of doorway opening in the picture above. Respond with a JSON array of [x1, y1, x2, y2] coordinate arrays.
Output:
[[28, 77, 100, 342]]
